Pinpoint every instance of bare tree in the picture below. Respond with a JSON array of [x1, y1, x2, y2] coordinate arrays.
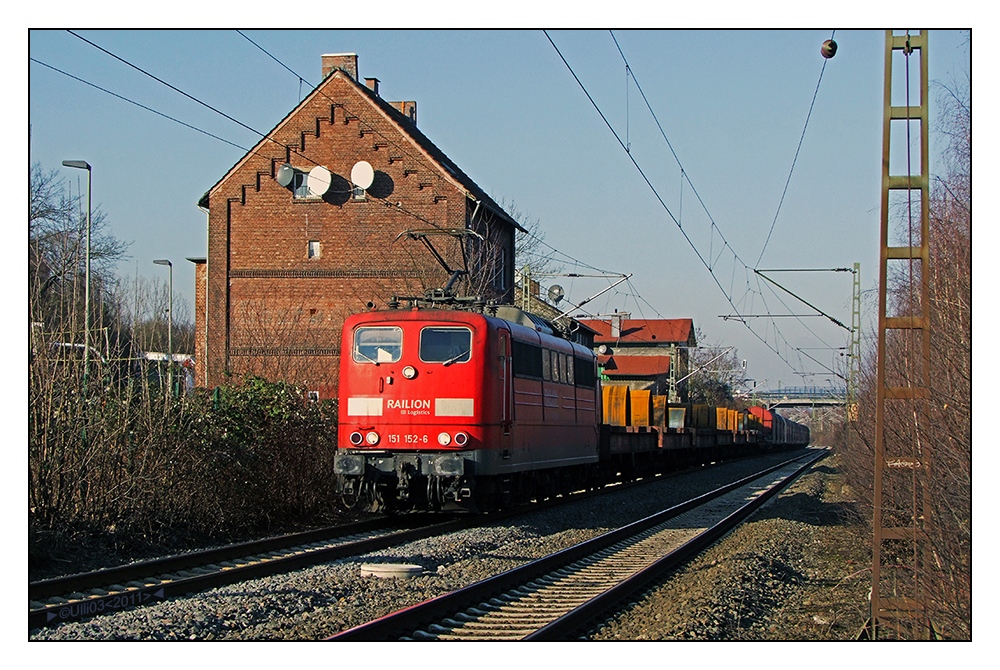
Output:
[[683, 329, 746, 407]]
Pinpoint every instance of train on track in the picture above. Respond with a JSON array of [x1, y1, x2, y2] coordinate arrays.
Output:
[[334, 295, 810, 512]]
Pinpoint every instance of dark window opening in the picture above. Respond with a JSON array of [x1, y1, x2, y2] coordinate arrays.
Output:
[[574, 356, 597, 388], [420, 327, 472, 364], [512, 340, 542, 379]]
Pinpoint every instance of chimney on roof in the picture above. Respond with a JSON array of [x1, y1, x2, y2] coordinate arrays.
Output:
[[389, 101, 417, 126], [364, 77, 380, 96], [322, 53, 358, 80], [611, 312, 622, 339]]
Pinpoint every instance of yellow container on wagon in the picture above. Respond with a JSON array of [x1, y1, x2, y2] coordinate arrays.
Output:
[[652, 395, 667, 429], [631, 389, 653, 427], [716, 407, 730, 431], [602, 384, 631, 427]]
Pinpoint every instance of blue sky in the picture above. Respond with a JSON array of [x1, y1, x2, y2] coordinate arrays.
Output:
[[26, 23, 972, 392]]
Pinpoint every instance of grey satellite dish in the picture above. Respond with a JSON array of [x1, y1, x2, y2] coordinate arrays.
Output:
[[307, 166, 333, 196], [598, 344, 609, 355], [547, 284, 565, 304], [351, 161, 375, 190], [275, 163, 295, 188]]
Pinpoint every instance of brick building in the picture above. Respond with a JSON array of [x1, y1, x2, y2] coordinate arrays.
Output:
[[578, 315, 696, 401], [192, 53, 522, 398]]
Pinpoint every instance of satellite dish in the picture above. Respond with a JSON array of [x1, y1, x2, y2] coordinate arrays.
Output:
[[547, 284, 565, 304], [307, 166, 333, 196], [351, 161, 375, 190], [598, 344, 609, 355], [275, 163, 295, 188]]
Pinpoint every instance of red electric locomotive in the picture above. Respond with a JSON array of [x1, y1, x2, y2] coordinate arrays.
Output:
[[335, 301, 601, 512]]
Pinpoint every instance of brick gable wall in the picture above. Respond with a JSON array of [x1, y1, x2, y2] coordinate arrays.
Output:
[[200, 66, 513, 398]]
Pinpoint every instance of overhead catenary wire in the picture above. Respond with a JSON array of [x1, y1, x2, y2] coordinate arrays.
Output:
[[59, 29, 464, 239], [547, 30, 813, 377], [51, 30, 633, 294], [29, 57, 250, 153], [754, 29, 837, 268], [561, 30, 848, 381], [41, 30, 845, 382]]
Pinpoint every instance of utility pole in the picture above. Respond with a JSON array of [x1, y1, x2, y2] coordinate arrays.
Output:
[[154, 259, 173, 397], [864, 30, 935, 641]]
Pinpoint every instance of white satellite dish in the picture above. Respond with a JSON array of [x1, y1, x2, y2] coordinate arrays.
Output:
[[307, 166, 332, 196], [547, 284, 565, 304], [275, 163, 295, 188], [351, 161, 375, 190]]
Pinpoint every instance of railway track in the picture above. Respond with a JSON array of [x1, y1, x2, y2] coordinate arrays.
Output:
[[329, 448, 828, 641], [29, 450, 810, 634], [27, 451, 723, 632], [28, 513, 464, 631]]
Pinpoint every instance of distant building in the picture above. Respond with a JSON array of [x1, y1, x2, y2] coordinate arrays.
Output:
[[193, 53, 522, 398], [578, 315, 696, 401]]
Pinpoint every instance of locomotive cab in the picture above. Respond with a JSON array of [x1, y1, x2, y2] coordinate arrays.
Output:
[[335, 302, 602, 513], [335, 309, 504, 511]]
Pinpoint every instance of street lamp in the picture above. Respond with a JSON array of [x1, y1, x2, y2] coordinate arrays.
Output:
[[153, 259, 173, 397], [62, 160, 91, 387]]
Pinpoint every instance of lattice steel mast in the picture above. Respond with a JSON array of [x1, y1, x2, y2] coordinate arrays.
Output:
[[864, 30, 935, 640]]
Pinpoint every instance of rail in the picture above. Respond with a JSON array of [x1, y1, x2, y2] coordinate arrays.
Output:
[[328, 449, 828, 640]]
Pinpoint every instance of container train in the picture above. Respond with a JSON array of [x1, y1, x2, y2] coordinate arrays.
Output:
[[334, 300, 809, 512]]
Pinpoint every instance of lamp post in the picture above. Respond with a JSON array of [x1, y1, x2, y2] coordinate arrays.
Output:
[[62, 160, 91, 387], [153, 259, 173, 397]]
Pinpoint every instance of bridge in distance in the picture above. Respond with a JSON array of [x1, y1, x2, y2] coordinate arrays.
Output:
[[751, 387, 847, 408]]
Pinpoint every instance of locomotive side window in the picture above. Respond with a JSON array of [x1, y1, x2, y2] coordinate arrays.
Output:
[[420, 327, 472, 364], [564, 353, 574, 386], [353, 326, 402, 364], [512, 340, 542, 378], [574, 356, 597, 388], [541, 349, 552, 381]]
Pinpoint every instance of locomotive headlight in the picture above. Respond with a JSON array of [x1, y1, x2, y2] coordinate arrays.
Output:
[[349, 431, 364, 446], [365, 431, 380, 445], [402, 365, 417, 379], [437, 432, 452, 446]]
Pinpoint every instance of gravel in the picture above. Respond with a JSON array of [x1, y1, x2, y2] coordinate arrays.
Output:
[[30, 448, 871, 641]]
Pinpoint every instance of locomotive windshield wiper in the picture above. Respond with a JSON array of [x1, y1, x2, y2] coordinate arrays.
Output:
[[354, 349, 380, 365], [441, 349, 470, 366]]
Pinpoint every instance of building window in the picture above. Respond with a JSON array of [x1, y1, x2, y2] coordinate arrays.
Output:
[[308, 240, 321, 259], [495, 246, 508, 291], [292, 172, 313, 199]]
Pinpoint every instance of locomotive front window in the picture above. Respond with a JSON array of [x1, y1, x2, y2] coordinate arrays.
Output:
[[353, 327, 402, 364], [420, 327, 472, 365]]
